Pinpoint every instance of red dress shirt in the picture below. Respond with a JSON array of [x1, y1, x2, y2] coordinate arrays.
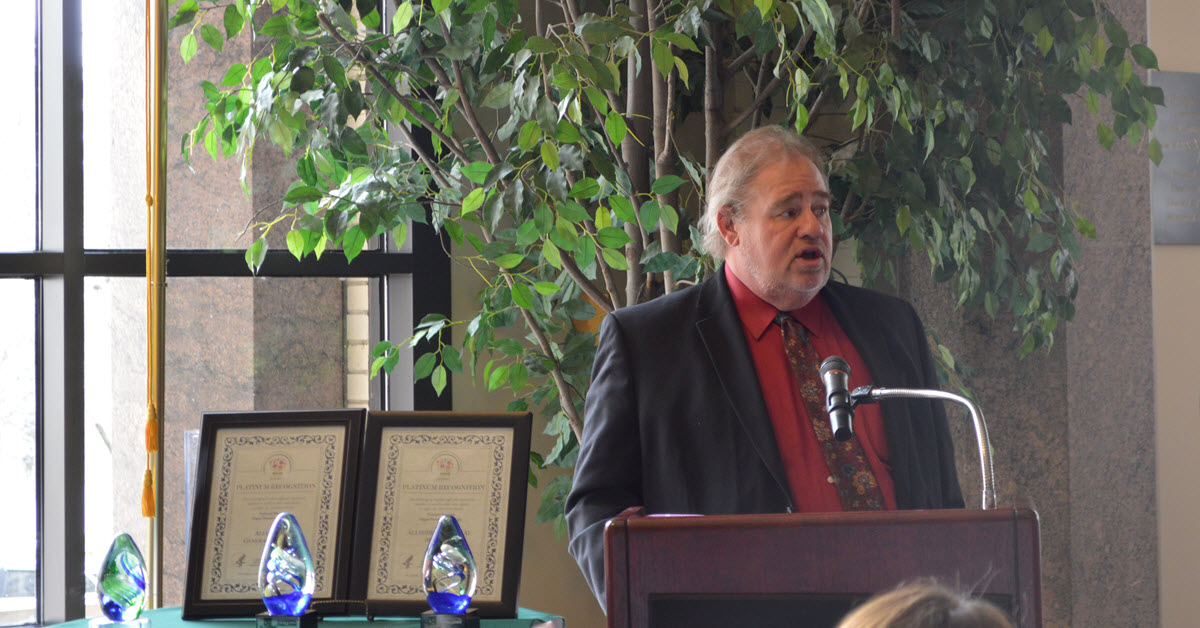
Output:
[[725, 265, 898, 512]]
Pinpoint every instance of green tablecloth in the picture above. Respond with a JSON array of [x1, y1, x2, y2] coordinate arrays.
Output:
[[56, 607, 563, 628]]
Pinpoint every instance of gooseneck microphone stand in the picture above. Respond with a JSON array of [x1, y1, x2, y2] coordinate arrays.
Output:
[[849, 385, 997, 510]]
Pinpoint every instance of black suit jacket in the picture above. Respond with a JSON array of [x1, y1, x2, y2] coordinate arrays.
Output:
[[564, 269, 964, 605]]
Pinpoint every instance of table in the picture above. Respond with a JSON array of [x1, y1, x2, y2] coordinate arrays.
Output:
[[57, 607, 564, 628]]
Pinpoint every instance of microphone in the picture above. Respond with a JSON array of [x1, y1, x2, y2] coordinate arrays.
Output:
[[819, 356, 854, 441]]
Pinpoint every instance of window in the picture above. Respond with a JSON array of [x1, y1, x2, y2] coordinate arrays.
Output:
[[3, 1, 449, 623]]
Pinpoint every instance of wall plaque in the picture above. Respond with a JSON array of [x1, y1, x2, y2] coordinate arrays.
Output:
[[1151, 70, 1200, 245]]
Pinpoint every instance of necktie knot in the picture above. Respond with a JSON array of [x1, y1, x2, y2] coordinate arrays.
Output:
[[775, 312, 809, 344]]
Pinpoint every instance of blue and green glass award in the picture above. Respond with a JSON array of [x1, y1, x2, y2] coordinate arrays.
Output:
[[256, 513, 318, 628], [420, 515, 478, 628], [90, 533, 149, 628]]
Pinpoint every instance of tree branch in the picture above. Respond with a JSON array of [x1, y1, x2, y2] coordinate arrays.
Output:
[[432, 24, 503, 166], [316, 13, 470, 168], [724, 27, 814, 135]]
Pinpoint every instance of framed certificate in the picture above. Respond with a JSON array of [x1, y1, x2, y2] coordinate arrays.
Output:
[[183, 409, 364, 619], [350, 411, 532, 618]]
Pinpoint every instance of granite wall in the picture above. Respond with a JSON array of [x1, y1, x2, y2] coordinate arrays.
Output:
[[893, 0, 1158, 625]]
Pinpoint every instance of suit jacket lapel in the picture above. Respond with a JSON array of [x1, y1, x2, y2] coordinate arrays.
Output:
[[694, 269, 792, 502], [822, 282, 901, 388]]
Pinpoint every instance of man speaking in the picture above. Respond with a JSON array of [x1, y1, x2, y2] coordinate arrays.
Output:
[[564, 126, 964, 606]]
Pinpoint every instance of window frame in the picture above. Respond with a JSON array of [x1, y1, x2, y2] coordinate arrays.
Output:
[[5, 1, 451, 622]]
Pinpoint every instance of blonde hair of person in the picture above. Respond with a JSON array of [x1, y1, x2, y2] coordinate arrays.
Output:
[[836, 581, 1017, 628]]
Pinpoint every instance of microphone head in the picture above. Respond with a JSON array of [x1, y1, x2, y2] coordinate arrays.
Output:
[[819, 356, 850, 378]]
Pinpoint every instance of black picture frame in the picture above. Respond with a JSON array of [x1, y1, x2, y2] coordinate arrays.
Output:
[[349, 411, 532, 618], [182, 409, 365, 619]]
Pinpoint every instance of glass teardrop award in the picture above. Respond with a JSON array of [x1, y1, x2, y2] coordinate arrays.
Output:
[[256, 513, 318, 628], [90, 533, 149, 628], [420, 515, 479, 628]]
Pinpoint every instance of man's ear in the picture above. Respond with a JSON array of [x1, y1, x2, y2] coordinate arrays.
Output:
[[716, 207, 739, 247]]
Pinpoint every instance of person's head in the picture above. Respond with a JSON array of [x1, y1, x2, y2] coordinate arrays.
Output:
[[836, 581, 1017, 628], [701, 125, 833, 311]]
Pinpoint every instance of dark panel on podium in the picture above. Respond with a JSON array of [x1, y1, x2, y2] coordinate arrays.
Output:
[[604, 507, 1041, 628]]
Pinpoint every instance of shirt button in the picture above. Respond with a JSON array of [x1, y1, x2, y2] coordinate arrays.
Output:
[[827, 475, 837, 484]]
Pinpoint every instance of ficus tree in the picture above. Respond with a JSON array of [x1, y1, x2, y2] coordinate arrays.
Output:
[[169, 0, 1160, 532]]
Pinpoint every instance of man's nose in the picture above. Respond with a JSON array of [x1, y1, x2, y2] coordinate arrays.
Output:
[[794, 207, 822, 236]]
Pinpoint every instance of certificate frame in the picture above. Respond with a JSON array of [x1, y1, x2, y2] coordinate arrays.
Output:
[[183, 409, 364, 619], [350, 411, 532, 618]]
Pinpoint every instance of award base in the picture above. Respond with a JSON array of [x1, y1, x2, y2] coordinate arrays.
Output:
[[256, 611, 318, 628], [89, 617, 149, 628], [420, 610, 480, 628]]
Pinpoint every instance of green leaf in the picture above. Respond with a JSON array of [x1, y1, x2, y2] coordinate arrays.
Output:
[[600, 246, 629, 270], [430, 365, 447, 395], [286, 230, 305, 260], [509, 363, 529, 392], [1075, 216, 1098, 238], [639, 200, 661, 230], [661, 32, 699, 53], [442, 346, 463, 373], [542, 240, 562, 268], [605, 110, 627, 145], [518, 120, 542, 151], [495, 253, 525, 269], [487, 364, 511, 391], [1097, 122, 1115, 150], [651, 39, 674, 80], [556, 120, 581, 143], [660, 204, 679, 234], [1148, 138, 1163, 166], [414, 352, 437, 379], [223, 5, 245, 38], [609, 196, 636, 222], [391, 223, 409, 249], [168, 0, 198, 29], [525, 36, 558, 54], [1131, 44, 1158, 69], [512, 283, 534, 309], [461, 161, 493, 184], [568, 178, 601, 199], [283, 185, 324, 204], [1022, 188, 1042, 215], [534, 282, 561, 295], [322, 56, 348, 90], [540, 142, 559, 170], [180, 33, 198, 63], [596, 226, 632, 248], [581, 20, 625, 44], [481, 82, 513, 108], [651, 175, 685, 195], [1104, 19, 1130, 49], [296, 152, 317, 186], [245, 237, 266, 273], [1036, 26, 1053, 56], [462, 188, 486, 215], [896, 205, 912, 235], [1026, 232, 1055, 253], [219, 64, 246, 87], [342, 226, 366, 262], [200, 23, 223, 53], [393, 1, 414, 31]]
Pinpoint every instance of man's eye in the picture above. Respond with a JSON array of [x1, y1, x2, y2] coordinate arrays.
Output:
[[813, 207, 829, 217]]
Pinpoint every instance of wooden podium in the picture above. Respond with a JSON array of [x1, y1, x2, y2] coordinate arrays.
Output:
[[604, 506, 1041, 628]]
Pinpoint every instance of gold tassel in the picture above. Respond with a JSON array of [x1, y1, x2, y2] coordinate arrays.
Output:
[[145, 402, 160, 453], [141, 469, 155, 517]]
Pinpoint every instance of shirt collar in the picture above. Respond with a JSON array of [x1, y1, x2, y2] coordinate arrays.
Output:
[[724, 264, 826, 341]]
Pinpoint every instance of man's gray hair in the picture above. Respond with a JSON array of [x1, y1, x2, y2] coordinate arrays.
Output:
[[700, 126, 828, 260]]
